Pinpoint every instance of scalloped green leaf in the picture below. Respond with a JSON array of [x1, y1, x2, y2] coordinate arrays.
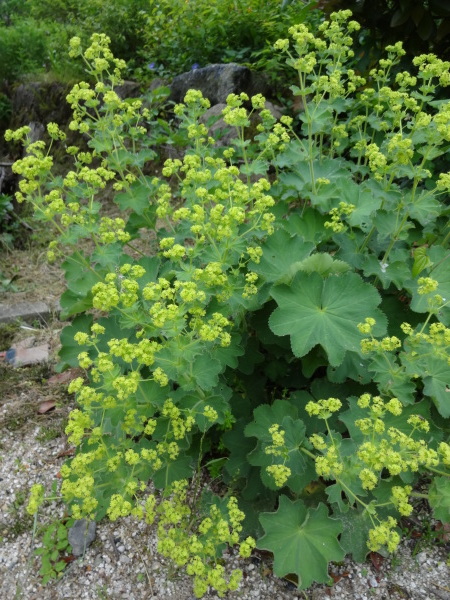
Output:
[[244, 399, 298, 439], [269, 272, 387, 366], [336, 507, 372, 562], [402, 349, 450, 418], [257, 496, 344, 589], [409, 246, 450, 324], [152, 455, 194, 490], [428, 477, 450, 523], [297, 253, 351, 277], [115, 178, 157, 214], [246, 414, 315, 493], [251, 229, 313, 283]]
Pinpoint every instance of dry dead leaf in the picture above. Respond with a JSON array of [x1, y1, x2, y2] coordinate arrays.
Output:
[[369, 552, 384, 571], [37, 400, 56, 414], [48, 368, 83, 385]]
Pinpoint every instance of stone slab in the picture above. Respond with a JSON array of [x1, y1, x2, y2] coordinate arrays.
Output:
[[0, 301, 52, 324], [5, 343, 50, 366]]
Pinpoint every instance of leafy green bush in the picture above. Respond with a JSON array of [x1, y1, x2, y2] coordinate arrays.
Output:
[[139, 0, 316, 77], [0, 20, 48, 81], [320, 0, 450, 61], [7, 13, 450, 596], [27, 0, 149, 69]]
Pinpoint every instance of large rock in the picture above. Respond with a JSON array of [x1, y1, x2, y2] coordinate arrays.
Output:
[[10, 81, 72, 130], [68, 519, 97, 556], [169, 63, 271, 105]]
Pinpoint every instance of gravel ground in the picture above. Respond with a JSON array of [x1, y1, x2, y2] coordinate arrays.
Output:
[[1, 377, 449, 600]]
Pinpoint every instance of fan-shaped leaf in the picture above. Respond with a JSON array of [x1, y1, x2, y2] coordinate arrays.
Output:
[[269, 272, 387, 366], [258, 495, 344, 589]]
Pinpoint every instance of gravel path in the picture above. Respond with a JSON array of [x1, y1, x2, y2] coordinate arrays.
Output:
[[1, 380, 449, 600]]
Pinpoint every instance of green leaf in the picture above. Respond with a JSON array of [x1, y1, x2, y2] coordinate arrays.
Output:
[[251, 229, 313, 283], [90, 242, 123, 269], [223, 421, 254, 480], [337, 507, 372, 562], [296, 253, 351, 277], [409, 246, 450, 324], [282, 207, 328, 244], [428, 477, 450, 523], [59, 288, 93, 318], [363, 254, 412, 290], [62, 254, 103, 294], [115, 178, 157, 214], [269, 272, 387, 366], [347, 181, 383, 230], [412, 246, 432, 278], [258, 496, 345, 589], [368, 353, 416, 404], [407, 190, 442, 226], [54, 560, 67, 573], [402, 349, 450, 417], [57, 314, 93, 371], [327, 351, 372, 385], [152, 455, 194, 489], [245, 399, 299, 440], [213, 333, 244, 369], [190, 354, 223, 390]]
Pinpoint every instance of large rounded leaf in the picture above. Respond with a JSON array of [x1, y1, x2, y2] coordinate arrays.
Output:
[[258, 495, 344, 589], [269, 271, 387, 366]]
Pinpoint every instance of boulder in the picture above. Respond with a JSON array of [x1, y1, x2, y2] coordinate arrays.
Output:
[[10, 80, 72, 130], [169, 63, 271, 106]]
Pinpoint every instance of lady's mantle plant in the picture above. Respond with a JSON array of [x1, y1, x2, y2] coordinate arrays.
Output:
[[6, 13, 450, 596]]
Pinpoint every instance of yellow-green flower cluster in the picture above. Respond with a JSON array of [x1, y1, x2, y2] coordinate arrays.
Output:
[[360, 317, 402, 354], [264, 424, 287, 457], [222, 93, 251, 128], [61, 473, 98, 519], [367, 517, 400, 553], [65, 409, 94, 446], [275, 10, 363, 104], [266, 464, 291, 488], [357, 317, 376, 335], [390, 485, 413, 516], [162, 399, 195, 438], [315, 445, 344, 478], [98, 216, 130, 244], [153, 481, 248, 598], [26, 484, 45, 515], [417, 276, 438, 295], [324, 201, 355, 233], [305, 397, 342, 419]]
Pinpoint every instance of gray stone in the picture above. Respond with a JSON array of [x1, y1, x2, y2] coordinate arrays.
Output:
[[114, 81, 142, 99], [10, 81, 72, 131], [68, 519, 97, 557], [0, 301, 52, 324], [169, 63, 270, 106]]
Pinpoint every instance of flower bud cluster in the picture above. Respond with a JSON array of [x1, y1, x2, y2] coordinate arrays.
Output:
[[152, 481, 251, 597], [324, 201, 355, 233], [305, 397, 342, 419]]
